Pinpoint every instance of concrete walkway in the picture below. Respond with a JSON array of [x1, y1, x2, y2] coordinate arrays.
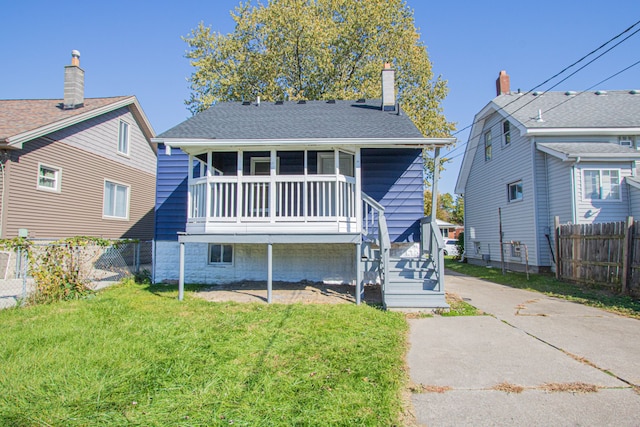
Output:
[[407, 271, 640, 426]]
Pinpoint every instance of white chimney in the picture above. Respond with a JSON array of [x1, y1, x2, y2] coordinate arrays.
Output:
[[381, 62, 395, 111], [63, 50, 84, 109]]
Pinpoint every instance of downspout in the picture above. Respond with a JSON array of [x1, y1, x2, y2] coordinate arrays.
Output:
[[571, 156, 581, 224], [0, 150, 8, 239]]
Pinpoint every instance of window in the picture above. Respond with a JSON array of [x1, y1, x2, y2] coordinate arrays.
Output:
[[118, 120, 129, 155], [474, 242, 481, 255], [103, 180, 129, 218], [503, 121, 511, 146], [618, 136, 634, 148], [317, 151, 354, 176], [250, 157, 279, 175], [584, 170, 620, 200], [37, 164, 61, 192], [484, 130, 492, 161], [508, 181, 523, 202], [209, 244, 233, 264]]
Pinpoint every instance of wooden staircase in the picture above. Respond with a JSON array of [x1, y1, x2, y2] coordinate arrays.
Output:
[[361, 193, 448, 309]]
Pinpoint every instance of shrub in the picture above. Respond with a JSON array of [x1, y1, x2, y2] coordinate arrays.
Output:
[[455, 231, 465, 260]]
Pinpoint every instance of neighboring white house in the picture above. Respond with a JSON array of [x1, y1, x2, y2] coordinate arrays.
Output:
[[456, 71, 640, 272]]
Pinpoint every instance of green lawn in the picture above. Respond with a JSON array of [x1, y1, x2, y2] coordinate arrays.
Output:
[[0, 281, 408, 426], [445, 258, 640, 319]]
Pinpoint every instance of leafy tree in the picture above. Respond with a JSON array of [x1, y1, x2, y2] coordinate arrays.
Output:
[[424, 191, 464, 224], [183, 0, 454, 138], [450, 195, 464, 225]]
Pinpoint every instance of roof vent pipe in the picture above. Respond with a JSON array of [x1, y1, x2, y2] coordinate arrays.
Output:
[[63, 50, 84, 110]]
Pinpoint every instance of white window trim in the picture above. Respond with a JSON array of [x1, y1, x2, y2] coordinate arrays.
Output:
[[582, 169, 622, 202], [508, 180, 523, 202], [502, 121, 511, 147], [103, 179, 130, 220], [250, 156, 279, 175], [208, 243, 234, 265], [36, 163, 62, 193], [317, 151, 354, 176], [484, 130, 492, 161], [118, 120, 130, 157]]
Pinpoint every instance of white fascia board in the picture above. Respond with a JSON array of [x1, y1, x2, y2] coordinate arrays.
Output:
[[5, 96, 140, 149], [626, 177, 640, 190], [454, 113, 487, 195], [527, 127, 640, 136], [536, 144, 640, 162], [536, 144, 569, 161], [154, 137, 456, 152]]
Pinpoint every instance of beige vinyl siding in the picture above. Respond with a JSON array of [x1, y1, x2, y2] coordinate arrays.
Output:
[[48, 107, 156, 175], [4, 136, 155, 239]]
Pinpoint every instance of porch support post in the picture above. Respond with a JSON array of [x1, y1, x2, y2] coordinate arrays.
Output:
[[356, 242, 362, 305], [178, 241, 185, 301], [267, 243, 273, 303], [431, 147, 441, 220]]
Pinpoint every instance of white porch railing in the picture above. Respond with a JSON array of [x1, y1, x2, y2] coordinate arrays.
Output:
[[188, 175, 357, 223]]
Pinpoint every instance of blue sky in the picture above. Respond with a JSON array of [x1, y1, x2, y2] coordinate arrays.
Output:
[[1, 0, 639, 195]]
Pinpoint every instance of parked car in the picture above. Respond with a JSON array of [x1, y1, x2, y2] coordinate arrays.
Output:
[[444, 239, 459, 256]]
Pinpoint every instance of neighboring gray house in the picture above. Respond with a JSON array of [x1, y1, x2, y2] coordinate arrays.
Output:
[[0, 51, 157, 240], [456, 71, 640, 272]]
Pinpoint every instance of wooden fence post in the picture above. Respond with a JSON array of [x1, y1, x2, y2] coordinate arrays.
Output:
[[621, 216, 633, 294], [554, 216, 560, 280]]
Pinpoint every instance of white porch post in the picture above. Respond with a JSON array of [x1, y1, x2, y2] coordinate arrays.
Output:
[[356, 243, 362, 305], [431, 147, 441, 218], [270, 149, 277, 223], [237, 151, 243, 222], [355, 148, 362, 232], [178, 241, 185, 301], [267, 243, 273, 303]]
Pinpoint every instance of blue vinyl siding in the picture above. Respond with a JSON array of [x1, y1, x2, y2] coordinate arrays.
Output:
[[361, 148, 423, 242], [155, 144, 188, 241]]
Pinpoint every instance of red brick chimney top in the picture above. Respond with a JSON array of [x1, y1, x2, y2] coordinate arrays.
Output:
[[496, 70, 510, 96]]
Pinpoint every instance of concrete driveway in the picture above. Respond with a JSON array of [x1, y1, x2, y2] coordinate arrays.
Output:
[[407, 271, 640, 426]]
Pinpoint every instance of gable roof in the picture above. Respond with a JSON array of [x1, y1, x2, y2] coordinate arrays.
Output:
[[493, 90, 640, 133], [158, 99, 423, 140], [537, 142, 640, 162], [456, 89, 640, 194], [0, 96, 156, 149], [156, 99, 455, 152]]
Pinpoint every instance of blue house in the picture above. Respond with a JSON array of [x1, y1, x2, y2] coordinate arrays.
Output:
[[152, 66, 454, 308]]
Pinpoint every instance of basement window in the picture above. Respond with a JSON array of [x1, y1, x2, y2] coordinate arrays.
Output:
[[209, 244, 233, 265]]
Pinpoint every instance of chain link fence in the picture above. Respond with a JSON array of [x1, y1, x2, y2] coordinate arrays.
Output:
[[0, 240, 152, 309]]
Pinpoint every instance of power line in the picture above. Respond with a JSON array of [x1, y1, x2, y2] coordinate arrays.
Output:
[[448, 18, 640, 141], [441, 57, 640, 166]]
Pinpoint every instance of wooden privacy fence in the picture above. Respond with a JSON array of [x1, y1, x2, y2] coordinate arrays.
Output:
[[555, 216, 640, 296]]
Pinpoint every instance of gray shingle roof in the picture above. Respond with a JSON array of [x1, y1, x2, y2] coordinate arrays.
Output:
[[158, 99, 423, 139], [537, 142, 640, 158], [493, 90, 640, 129]]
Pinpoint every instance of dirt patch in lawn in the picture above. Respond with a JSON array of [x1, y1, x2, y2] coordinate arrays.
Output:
[[193, 280, 383, 305]]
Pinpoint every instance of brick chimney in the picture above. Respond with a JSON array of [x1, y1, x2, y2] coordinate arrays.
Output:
[[381, 62, 395, 111], [63, 50, 84, 109], [496, 70, 510, 96]]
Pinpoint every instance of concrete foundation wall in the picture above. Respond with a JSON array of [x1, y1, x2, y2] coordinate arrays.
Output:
[[154, 241, 356, 285]]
